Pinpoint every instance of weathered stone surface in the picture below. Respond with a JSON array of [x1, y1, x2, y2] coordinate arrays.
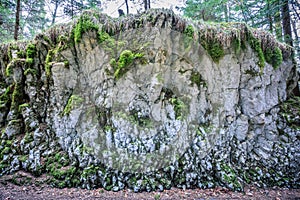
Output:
[[0, 9, 299, 191]]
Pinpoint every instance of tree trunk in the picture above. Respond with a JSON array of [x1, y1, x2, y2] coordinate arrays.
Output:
[[125, 0, 129, 14], [281, 0, 293, 46], [51, 0, 59, 25], [267, 0, 273, 33], [71, 0, 74, 19], [14, 0, 21, 41], [144, 0, 150, 10], [223, 2, 229, 22], [274, 0, 282, 41]]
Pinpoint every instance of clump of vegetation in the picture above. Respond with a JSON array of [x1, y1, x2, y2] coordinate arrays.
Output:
[[231, 36, 246, 55], [200, 37, 225, 63], [184, 25, 195, 38], [169, 97, 186, 120], [5, 62, 13, 77], [219, 162, 242, 191], [111, 50, 144, 80], [17, 50, 26, 59], [73, 15, 99, 43], [247, 31, 265, 68], [45, 49, 55, 77], [7, 45, 19, 61], [62, 95, 84, 116], [190, 70, 206, 88], [25, 43, 36, 65], [280, 96, 300, 130], [265, 47, 283, 69], [24, 68, 37, 76], [0, 86, 12, 105]]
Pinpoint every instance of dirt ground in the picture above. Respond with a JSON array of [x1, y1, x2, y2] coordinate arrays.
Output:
[[0, 171, 299, 200]]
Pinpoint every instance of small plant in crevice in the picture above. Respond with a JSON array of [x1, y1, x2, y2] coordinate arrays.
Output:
[[62, 95, 84, 116], [111, 49, 145, 80], [169, 97, 186, 120], [190, 70, 207, 88], [184, 25, 195, 38]]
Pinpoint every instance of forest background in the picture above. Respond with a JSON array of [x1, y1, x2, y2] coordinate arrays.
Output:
[[0, 0, 299, 69]]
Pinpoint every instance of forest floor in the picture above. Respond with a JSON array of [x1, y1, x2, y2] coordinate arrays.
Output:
[[0, 171, 299, 200]]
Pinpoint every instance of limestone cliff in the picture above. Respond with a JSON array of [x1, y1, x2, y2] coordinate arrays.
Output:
[[0, 9, 299, 191]]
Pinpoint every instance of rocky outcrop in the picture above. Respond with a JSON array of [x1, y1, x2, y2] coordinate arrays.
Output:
[[0, 9, 299, 191]]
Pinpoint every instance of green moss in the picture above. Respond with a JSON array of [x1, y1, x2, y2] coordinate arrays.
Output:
[[5, 62, 13, 77], [17, 50, 26, 58], [18, 103, 29, 112], [232, 38, 241, 55], [25, 58, 33, 65], [23, 132, 34, 143], [19, 155, 28, 162], [1, 146, 10, 154], [170, 97, 186, 120], [220, 163, 242, 191], [82, 165, 99, 178], [0, 86, 11, 104], [200, 37, 224, 63], [247, 32, 265, 68], [45, 50, 55, 77], [184, 25, 194, 38], [109, 58, 117, 68], [62, 95, 84, 116], [280, 96, 300, 130], [112, 50, 145, 80], [8, 44, 19, 61], [190, 71, 206, 88], [118, 50, 134, 68], [63, 60, 69, 68], [24, 68, 37, 76], [98, 31, 110, 43], [25, 43, 36, 66], [73, 15, 99, 43], [265, 47, 282, 69], [11, 83, 24, 112]]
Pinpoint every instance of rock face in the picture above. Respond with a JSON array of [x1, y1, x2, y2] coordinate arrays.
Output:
[[0, 9, 299, 191]]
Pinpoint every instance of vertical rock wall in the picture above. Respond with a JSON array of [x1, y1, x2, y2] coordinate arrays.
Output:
[[0, 9, 299, 191]]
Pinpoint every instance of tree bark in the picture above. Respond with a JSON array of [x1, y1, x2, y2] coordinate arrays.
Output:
[[144, 0, 150, 10], [51, 0, 59, 25], [267, 0, 273, 33], [274, 0, 282, 41], [281, 0, 293, 46], [125, 0, 129, 14], [14, 0, 21, 41]]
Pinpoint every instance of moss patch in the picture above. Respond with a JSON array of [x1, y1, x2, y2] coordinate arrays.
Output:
[[62, 95, 84, 116], [73, 15, 99, 43], [45, 50, 55, 77], [247, 32, 265, 68], [184, 25, 194, 38], [265, 47, 282, 69], [169, 97, 186, 120], [112, 50, 144, 80], [190, 71, 206, 88], [25, 43, 36, 65], [200, 37, 224, 63]]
